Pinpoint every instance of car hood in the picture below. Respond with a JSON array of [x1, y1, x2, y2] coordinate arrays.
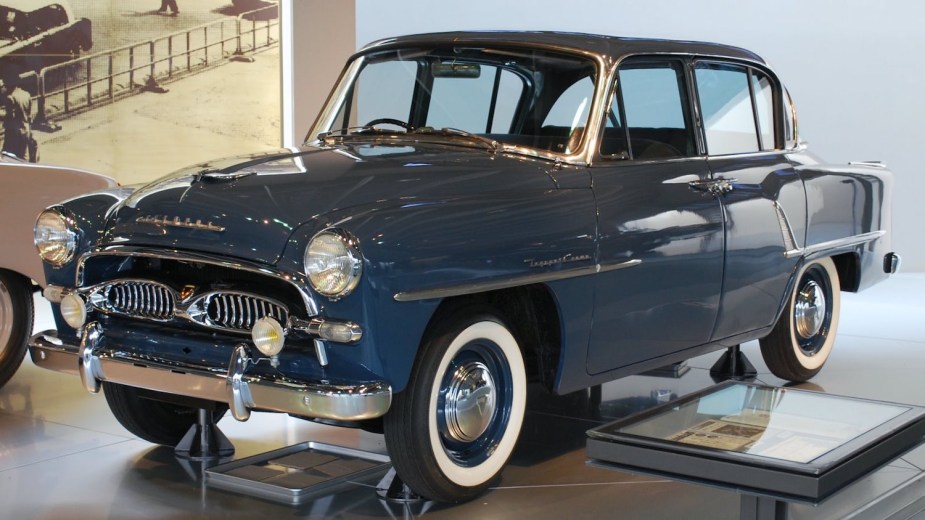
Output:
[[103, 141, 557, 265]]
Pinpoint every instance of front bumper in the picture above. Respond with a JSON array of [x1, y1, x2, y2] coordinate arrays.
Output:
[[28, 323, 392, 422]]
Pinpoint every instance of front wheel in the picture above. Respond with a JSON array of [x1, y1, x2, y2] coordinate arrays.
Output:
[[384, 310, 527, 502], [760, 257, 841, 382], [103, 382, 227, 445], [0, 271, 33, 388]]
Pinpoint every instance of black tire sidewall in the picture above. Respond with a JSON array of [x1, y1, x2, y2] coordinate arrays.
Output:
[[103, 382, 226, 446], [0, 271, 33, 388]]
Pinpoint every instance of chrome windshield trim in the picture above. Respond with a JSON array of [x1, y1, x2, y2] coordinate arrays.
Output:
[[393, 259, 641, 302], [783, 231, 886, 259], [308, 46, 609, 168], [75, 247, 319, 315]]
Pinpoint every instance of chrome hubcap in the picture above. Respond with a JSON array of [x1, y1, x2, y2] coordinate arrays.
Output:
[[795, 280, 826, 339], [444, 361, 497, 443]]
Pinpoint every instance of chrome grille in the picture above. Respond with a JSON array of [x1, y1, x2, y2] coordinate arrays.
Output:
[[86, 279, 290, 333], [96, 281, 175, 320], [202, 292, 288, 331]]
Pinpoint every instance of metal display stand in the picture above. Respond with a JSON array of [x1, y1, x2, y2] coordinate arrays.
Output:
[[739, 495, 788, 520], [709, 345, 757, 381], [175, 409, 235, 460], [587, 382, 925, 520], [205, 441, 390, 505], [376, 468, 423, 503]]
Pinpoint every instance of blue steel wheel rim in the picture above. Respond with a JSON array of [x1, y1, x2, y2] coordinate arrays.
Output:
[[436, 339, 513, 468], [794, 264, 834, 356]]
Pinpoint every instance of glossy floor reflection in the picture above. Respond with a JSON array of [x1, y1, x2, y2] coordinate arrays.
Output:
[[3, 275, 925, 519]]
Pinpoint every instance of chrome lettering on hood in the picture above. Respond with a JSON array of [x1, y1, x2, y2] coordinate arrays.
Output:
[[136, 215, 225, 232]]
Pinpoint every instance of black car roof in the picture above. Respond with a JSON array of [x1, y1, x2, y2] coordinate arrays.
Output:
[[361, 31, 765, 65]]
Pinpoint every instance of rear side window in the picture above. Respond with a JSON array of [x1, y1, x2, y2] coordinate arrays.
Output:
[[695, 62, 778, 155], [603, 60, 695, 160]]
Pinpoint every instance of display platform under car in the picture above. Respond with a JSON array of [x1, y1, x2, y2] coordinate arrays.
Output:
[[587, 382, 925, 519], [29, 31, 898, 503]]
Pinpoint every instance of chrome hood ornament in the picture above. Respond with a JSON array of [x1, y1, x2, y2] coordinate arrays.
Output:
[[135, 215, 225, 232]]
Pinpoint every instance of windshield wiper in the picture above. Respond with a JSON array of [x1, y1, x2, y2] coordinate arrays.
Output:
[[413, 127, 501, 153], [317, 126, 403, 143]]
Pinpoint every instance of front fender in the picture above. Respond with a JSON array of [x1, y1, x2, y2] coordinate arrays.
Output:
[[279, 187, 597, 392]]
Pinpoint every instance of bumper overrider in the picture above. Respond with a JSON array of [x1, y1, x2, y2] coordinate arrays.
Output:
[[28, 322, 392, 422]]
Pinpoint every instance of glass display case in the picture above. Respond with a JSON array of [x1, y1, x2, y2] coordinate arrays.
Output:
[[587, 382, 925, 502]]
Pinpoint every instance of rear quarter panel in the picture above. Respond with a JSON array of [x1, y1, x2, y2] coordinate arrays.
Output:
[[795, 158, 893, 291]]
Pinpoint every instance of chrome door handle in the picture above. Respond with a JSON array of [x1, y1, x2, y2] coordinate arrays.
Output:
[[689, 178, 737, 195]]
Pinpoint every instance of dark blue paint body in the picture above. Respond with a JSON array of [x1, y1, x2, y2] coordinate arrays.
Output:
[[41, 32, 895, 401], [43, 141, 893, 396]]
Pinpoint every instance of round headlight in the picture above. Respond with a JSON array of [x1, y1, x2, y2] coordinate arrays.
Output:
[[35, 209, 78, 267], [304, 230, 362, 298]]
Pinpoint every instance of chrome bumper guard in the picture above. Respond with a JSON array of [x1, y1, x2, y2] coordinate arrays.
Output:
[[28, 323, 392, 423]]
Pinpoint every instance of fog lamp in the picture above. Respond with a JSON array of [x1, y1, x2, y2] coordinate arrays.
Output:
[[252, 317, 286, 358], [60, 293, 87, 329]]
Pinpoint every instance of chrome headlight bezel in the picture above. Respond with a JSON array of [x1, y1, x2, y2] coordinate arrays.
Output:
[[34, 207, 79, 268], [303, 229, 363, 299]]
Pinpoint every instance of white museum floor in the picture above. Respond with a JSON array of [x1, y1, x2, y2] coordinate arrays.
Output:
[[2, 274, 925, 519]]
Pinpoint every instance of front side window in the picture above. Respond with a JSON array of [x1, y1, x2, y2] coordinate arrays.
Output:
[[319, 47, 599, 156]]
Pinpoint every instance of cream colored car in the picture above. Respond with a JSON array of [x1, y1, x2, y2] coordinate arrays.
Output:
[[0, 153, 114, 387]]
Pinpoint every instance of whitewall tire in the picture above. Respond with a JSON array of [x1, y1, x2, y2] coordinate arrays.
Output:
[[384, 309, 527, 502], [760, 257, 840, 382]]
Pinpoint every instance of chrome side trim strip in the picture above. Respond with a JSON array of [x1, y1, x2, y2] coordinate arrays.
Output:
[[848, 161, 887, 168], [783, 230, 886, 259], [393, 259, 641, 302], [28, 328, 391, 422]]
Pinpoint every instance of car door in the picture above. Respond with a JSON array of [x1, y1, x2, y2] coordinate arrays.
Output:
[[692, 60, 806, 339], [586, 57, 725, 374]]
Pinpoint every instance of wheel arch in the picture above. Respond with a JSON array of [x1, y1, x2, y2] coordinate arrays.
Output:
[[830, 251, 860, 293], [421, 284, 562, 391]]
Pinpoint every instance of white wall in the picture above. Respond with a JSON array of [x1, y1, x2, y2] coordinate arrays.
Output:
[[281, 0, 355, 146], [320, 0, 921, 270]]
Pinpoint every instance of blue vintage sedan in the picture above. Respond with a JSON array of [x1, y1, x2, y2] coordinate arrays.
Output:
[[30, 31, 897, 502]]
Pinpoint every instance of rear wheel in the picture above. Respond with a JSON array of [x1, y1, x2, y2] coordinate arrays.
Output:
[[384, 308, 527, 502], [103, 382, 227, 445], [760, 257, 840, 382], [0, 271, 33, 388]]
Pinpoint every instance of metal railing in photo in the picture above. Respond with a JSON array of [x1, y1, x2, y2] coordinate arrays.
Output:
[[30, 4, 279, 130]]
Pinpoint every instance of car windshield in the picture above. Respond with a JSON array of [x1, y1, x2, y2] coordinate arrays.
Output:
[[315, 45, 599, 157]]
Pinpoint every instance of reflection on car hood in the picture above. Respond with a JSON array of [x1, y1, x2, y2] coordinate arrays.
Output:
[[104, 141, 554, 265]]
